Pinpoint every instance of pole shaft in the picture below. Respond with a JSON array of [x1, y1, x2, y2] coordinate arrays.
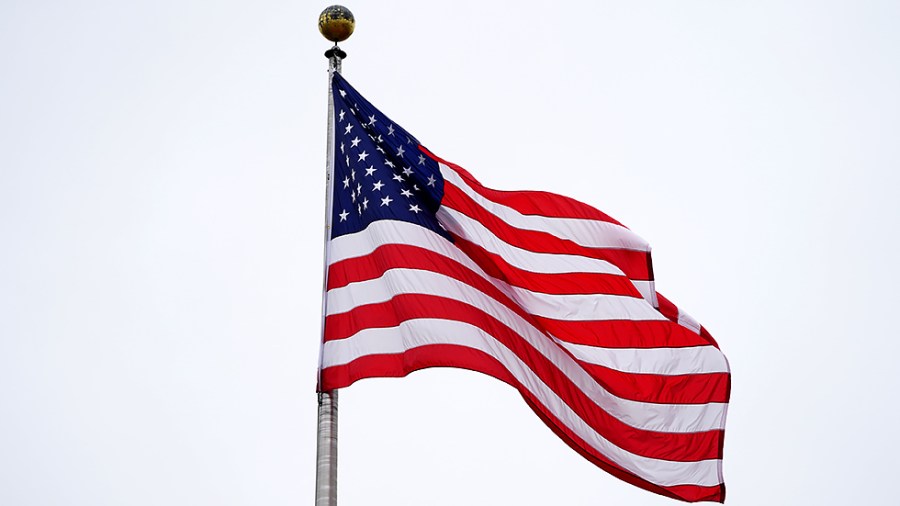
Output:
[[315, 47, 342, 506], [315, 391, 338, 506]]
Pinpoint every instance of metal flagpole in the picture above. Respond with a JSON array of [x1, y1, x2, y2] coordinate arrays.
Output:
[[315, 390, 338, 506], [316, 6, 354, 506]]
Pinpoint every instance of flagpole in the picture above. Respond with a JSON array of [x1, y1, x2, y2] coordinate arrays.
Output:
[[316, 6, 354, 506]]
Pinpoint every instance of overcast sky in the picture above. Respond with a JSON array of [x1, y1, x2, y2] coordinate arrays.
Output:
[[2, 1, 899, 505]]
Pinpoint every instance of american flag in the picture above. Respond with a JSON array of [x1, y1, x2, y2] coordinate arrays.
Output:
[[319, 72, 730, 503]]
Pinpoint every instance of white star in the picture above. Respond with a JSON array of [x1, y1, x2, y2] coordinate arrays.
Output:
[[426, 175, 437, 187], [409, 204, 422, 213], [392, 174, 404, 183], [342, 176, 350, 189], [413, 184, 420, 191], [368, 115, 377, 126], [339, 142, 344, 153], [338, 110, 345, 122], [384, 160, 395, 168], [358, 203, 362, 215], [372, 180, 384, 191], [407, 136, 412, 145], [356, 183, 362, 195], [364, 165, 376, 177], [376, 135, 383, 143], [345, 155, 349, 166], [376, 145, 385, 154], [339, 89, 347, 97], [396, 145, 405, 157], [350, 191, 356, 203], [357, 151, 369, 162], [418, 154, 426, 165], [344, 123, 353, 135], [400, 189, 413, 198], [339, 209, 349, 221], [350, 169, 356, 181], [402, 166, 414, 176], [362, 197, 369, 210], [381, 195, 393, 206], [387, 124, 395, 136], [350, 136, 361, 148]]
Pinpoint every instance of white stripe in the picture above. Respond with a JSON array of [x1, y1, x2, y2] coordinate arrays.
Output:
[[437, 207, 626, 276], [440, 164, 651, 252], [327, 267, 665, 324], [677, 308, 702, 335], [506, 286, 665, 322], [330, 217, 624, 277], [328, 219, 457, 265], [556, 341, 730, 375], [328, 223, 720, 377], [439, 165, 662, 309], [632, 280, 659, 307], [326, 268, 727, 433], [323, 319, 723, 488], [329, 221, 655, 321]]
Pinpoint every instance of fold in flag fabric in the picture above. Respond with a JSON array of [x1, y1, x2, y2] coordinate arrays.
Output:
[[319, 72, 731, 503]]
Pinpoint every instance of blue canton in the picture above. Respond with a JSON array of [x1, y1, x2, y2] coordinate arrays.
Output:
[[330, 73, 448, 240]]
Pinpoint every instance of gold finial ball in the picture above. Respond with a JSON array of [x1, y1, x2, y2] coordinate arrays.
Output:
[[319, 5, 355, 43]]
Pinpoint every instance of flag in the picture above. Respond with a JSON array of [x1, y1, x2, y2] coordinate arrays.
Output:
[[319, 72, 730, 503]]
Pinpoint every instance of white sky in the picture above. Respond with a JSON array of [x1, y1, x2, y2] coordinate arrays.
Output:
[[2, 1, 899, 505]]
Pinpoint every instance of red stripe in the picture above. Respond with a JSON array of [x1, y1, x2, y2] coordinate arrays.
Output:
[[521, 395, 725, 503], [451, 236, 641, 296], [322, 345, 723, 502], [324, 293, 723, 462], [442, 182, 653, 281], [327, 243, 540, 327], [329, 240, 641, 298], [700, 326, 721, 348], [328, 243, 701, 350], [423, 147, 626, 225], [656, 292, 680, 322], [655, 293, 723, 349], [536, 317, 714, 349], [320, 343, 516, 391], [578, 362, 731, 404], [327, 283, 728, 404], [328, 241, 708, 351]]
